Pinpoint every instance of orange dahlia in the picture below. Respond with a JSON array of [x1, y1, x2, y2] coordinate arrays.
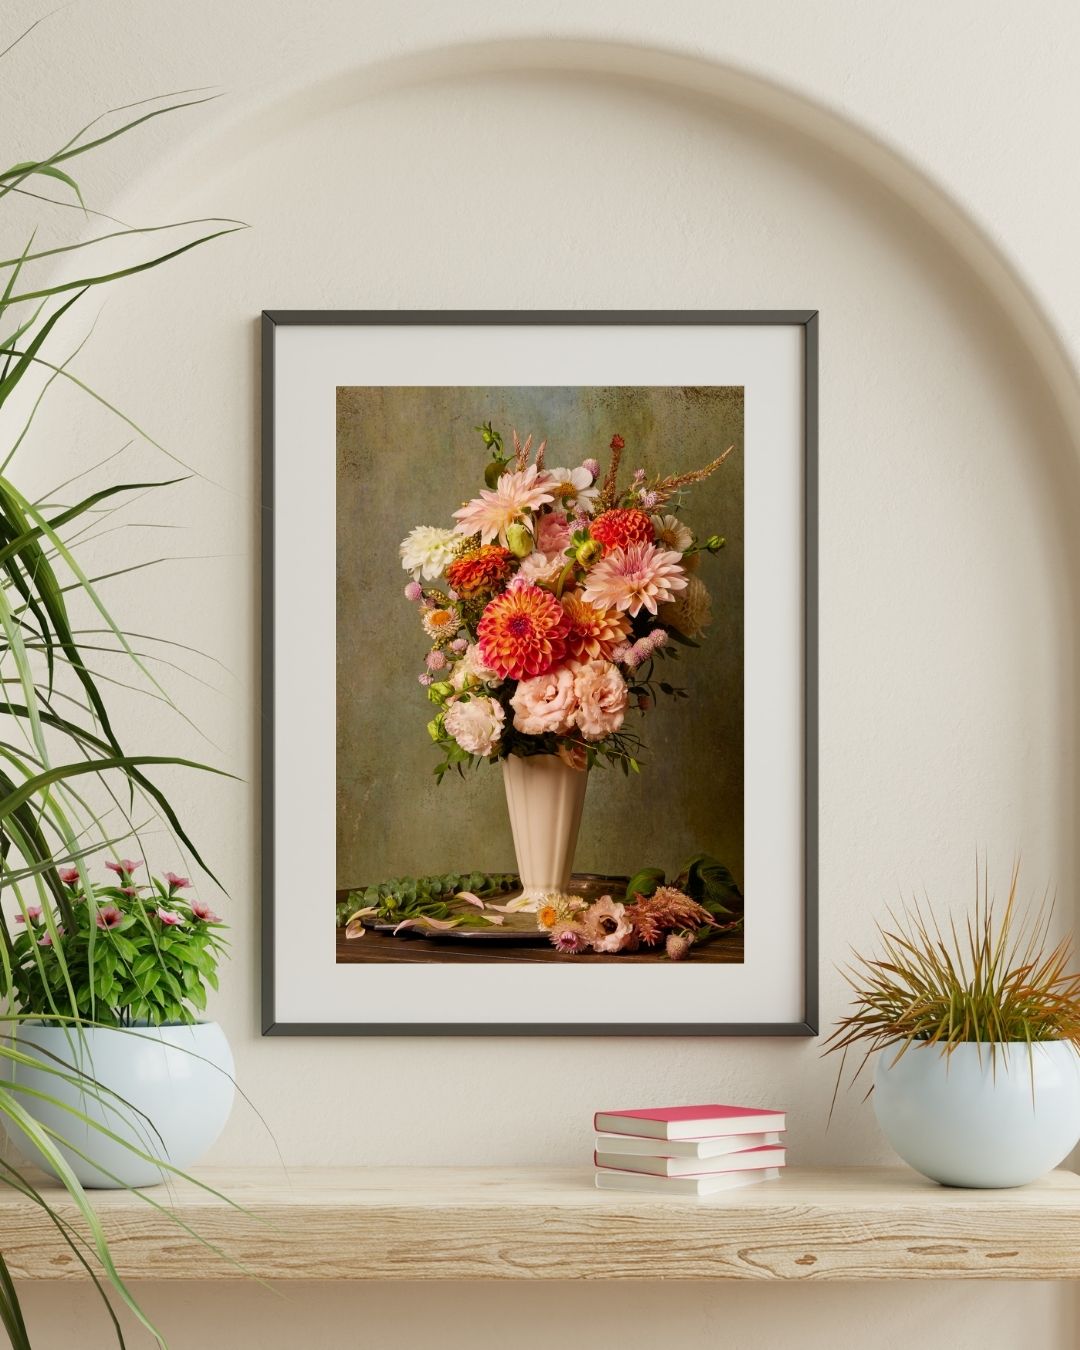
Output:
[[446, 544, 514, 596], [590, 508, 655, 555], [560, 592, 632, 662], [477, 579, 570, 680]]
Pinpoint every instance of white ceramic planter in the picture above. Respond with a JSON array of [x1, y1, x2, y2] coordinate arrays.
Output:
[[10, 1021, 235, 1189], [873, 1040, 1080, 1188], [502, 752, 588, 908]]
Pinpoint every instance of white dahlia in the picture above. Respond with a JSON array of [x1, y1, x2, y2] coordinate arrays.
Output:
[[451, 465, 555, 547], [399, 525, 459, 580]]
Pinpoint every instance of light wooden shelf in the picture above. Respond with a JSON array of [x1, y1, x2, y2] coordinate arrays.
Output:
[[6, 1166, 1080, 1283]]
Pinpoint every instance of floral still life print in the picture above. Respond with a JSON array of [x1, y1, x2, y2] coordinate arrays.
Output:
[[336, 386, 745, 965]]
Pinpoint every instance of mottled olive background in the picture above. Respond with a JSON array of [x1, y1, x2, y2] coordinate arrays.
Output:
[[336, 386, 744, 893]]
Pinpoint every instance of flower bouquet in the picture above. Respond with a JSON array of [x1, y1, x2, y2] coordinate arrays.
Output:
[[399, 425, 732, 909]]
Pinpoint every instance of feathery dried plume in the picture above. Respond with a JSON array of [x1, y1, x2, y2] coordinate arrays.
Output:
[[648, 444, 735, 507], [597, 434, 625, 511], [628, 885, 713, 946]]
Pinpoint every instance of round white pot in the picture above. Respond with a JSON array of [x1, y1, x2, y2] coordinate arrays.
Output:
[[502, 752, 589, 908], [10, 1021, 235, 1189], [873, 1040, 1080, 1188]]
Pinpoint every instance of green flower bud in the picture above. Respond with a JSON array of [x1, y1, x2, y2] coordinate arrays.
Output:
[[705, 534, 726, 552], [426, 681, 454, 704], [426, 715, 444, 741], [505, 522, 534, 559], [575, 538, 602, 568]]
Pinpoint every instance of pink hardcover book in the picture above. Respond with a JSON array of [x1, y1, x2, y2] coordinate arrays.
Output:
[[593, 1104, 785, 1141]]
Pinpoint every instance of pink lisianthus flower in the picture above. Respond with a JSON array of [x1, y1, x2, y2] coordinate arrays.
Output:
[[58, 867, 80, 887], [95, 904, 123, 929], [163, 872, 191, 893], [105, 858, 142, 878], [15, 905, 42, 924], [572, 660, 629, 740], [156, 907, 184, 927], [510, 667, 578, 736], [443, 695, 505, 757], [534, 510, 572, 557], [190, 897, 222, 923]]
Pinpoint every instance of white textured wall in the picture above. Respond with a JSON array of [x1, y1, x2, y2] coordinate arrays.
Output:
[[7, 0, 1080, 1345]]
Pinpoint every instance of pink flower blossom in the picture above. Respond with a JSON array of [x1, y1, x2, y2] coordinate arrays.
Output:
[[404, 581, 423, 602], [95, 904, 123, 929], [190, 897, 222, 923], [572, 660, 629, 741], [534, 511, 572, 557], [425, 649, 447, 671], [15, 906, 42, 924], [510, 666, 578, 736], [444, 695, 505, 757], [582, 541, 688, 618], [58, 867, 80, 887], [38, 927, 63, 946], [121, 887, 139, 899], [156, 907, 184, 927], [164, 872, 191, 891], [452, 465, 554, 546], [450, 637, 468, 653], [418, 672, 434, 687], [105, 858, 142, 877], [583, 895, 634, 953], [582, 458, 600, 480]]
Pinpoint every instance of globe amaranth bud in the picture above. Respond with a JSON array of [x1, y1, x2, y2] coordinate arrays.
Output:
[[575, 537, 602, 568], [505, 522, 534, 559]]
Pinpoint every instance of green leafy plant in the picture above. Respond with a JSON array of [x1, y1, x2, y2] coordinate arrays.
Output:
[[11, 861, 226, 1026], [337, 871, 518, 932], [823, 863, 1080, 1102], [0, 11, 246, 1346]]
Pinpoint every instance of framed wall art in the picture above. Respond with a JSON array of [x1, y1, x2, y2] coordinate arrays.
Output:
[[261, 310, 817, 1035]]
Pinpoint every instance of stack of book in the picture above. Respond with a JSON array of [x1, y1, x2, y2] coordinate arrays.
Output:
[[593, 1103, 786, 1196]]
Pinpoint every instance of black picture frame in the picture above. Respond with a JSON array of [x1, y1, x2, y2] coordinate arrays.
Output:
[[261, 310, 818, 1036]]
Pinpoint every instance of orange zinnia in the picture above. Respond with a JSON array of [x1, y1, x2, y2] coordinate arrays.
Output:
[[446, 544, 514, 596]]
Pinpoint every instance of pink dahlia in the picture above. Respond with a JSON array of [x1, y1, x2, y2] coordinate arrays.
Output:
[[476, 579, 570, 681], [582, 541, 687, 618], [589, 508, 654, 556], [452, 465, 554, 547]]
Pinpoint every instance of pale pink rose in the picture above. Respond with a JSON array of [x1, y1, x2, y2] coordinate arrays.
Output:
[[515, 550, 564, 586], [510, 667, 578, 736], [444, 695, 505, 757], [535, 511, 572, 557], [572, 660, 628, 740]]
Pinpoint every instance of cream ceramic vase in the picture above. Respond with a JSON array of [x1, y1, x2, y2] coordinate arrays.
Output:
[[502, 753, 589, 909]]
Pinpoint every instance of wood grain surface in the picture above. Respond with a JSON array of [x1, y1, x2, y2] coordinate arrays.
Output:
[[6, 1167, 1080, 1282], [336, 928, 745, 963]]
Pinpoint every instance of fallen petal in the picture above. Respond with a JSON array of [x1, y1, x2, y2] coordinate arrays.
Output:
[[344, 919, 367, 939], [455, 891, 486, 909]]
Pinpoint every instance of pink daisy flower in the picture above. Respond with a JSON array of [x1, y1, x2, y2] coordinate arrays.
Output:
[[95, 904, 123, 929], [452, 465, 554, 547], [581, 542, 688, 617], [156, 907, 184, 927]]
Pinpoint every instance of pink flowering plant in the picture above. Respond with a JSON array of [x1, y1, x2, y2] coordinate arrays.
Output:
[[400, 426, 732, 781], [9, 861, 226, 1028]]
